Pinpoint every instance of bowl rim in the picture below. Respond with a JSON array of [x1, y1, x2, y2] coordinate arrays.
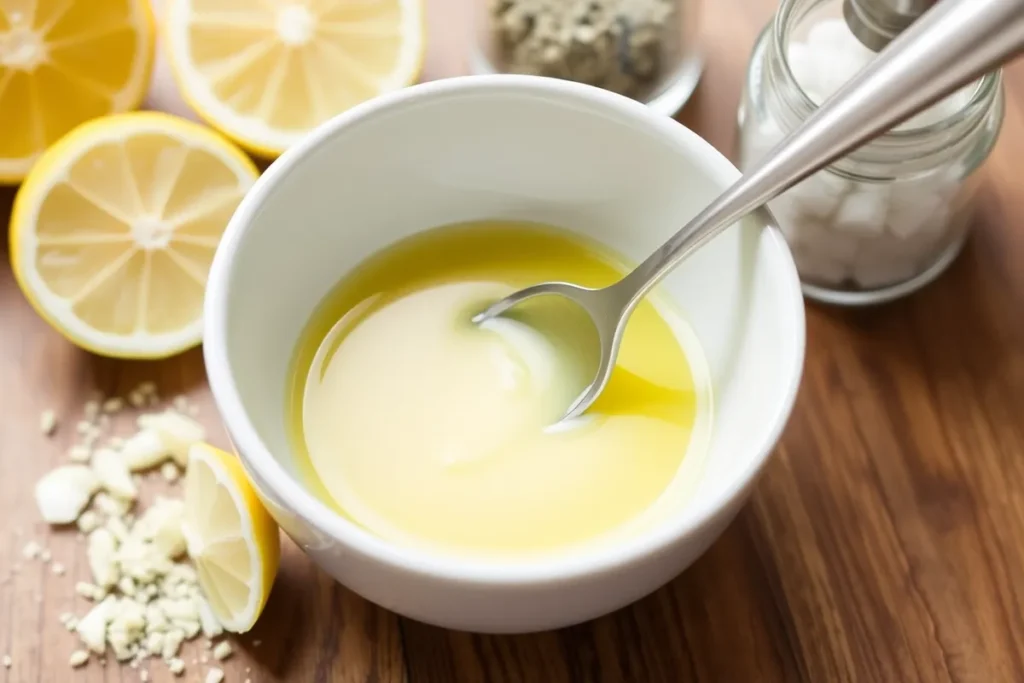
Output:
[[204, 74, 806, 586]]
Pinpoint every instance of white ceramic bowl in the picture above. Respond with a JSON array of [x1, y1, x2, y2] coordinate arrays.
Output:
[[204, 75, 805, 634]]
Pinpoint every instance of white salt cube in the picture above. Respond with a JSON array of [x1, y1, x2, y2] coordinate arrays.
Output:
[[802, 19, 875, 101], [833, 188, 889, 235], [814, 51, 872, 102], [850, 232, 941, 289], [792, 247, 850, 286], [786, 42, 819, 94], [806, 227, 860, 264], [786, 171, 850, 219], [887, 195, 950, 239], [852, 255, 919, 289], [887, 174, 958, 240], [807, 18, 875, 62]]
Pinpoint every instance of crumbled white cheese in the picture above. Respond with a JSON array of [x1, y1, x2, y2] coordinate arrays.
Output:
[[121, 429, 170, 472], [162, 629, 185, 660], [212, 641, 232, 661], [93, 492, 132, 517], [75, 581, 106, 601], [35, 465, 100, 524], [88, 528, 120, 587], [22, 540, 42, 559], [134, 498, 186, 559], [161, 462, 181, 482], [68, 445, 92, 463], [102, 398, 124, 414], [77, 597, 116, 653], [92, 448, 138, 500], [205, 667, 224, 683], [138, 411, 205, 466], [29, 382, 244, 677], [77, 510, 100, 533], [40, 409, 58, 436], [2, 654, 11, 668]]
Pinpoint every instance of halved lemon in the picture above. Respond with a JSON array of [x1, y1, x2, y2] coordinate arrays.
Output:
[[9, 111, 259, 358], [164, 0, 425, 157], [184, 443, 280, 633], [0, 0, 156, 182]]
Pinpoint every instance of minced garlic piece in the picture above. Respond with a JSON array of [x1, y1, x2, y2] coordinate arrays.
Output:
[[102, 398, 124, 414], [35, 466, 100, 524], [88, 528, 120, 588], [77, 510, 100, 533], [161, 462, 181, 482], [68, 445, 92, 463], [138, 411, 205, 466], [92, 448, 138, 501], [40, 409, 58, 436], [212, 641, 232, 661], [205, 667, 225, 683], [69, 650, 89, 668], [121, 429, 170, 472]]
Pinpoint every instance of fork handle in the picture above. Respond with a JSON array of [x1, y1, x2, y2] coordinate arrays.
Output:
[[618, 0, 1024, 306]]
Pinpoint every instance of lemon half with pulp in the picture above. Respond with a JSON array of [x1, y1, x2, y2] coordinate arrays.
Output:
[[184, 443, 280, 633], [165, 0, 426, 156], [0, 0, 156, 182], [10, 111, 259, 358]]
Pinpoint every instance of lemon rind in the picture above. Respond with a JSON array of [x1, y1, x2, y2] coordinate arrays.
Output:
[[163, 0, 427, 157], [9, 111, 259, 359], [186, 443, 279, 633], [0, 0, 159, 184]]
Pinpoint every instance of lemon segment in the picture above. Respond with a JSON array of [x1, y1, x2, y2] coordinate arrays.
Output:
[[164, 0, 425, 156], [9, 111, 260, 358], [0, 0, 156, 182], [184, 443, 281, 633]]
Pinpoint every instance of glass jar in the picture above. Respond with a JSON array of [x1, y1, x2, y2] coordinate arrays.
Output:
[[471, 0, 703, 116], [736, 0, 1005, 306]]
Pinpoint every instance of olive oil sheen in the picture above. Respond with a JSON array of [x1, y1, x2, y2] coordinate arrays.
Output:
[[287, 221, 711, 560]]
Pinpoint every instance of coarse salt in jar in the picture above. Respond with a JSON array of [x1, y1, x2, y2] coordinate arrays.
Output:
[[471, 0, 703, 116], [737, 0, 1005, 305]]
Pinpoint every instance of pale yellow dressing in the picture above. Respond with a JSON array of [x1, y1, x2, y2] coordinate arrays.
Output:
[[287, 221, 710, 559]]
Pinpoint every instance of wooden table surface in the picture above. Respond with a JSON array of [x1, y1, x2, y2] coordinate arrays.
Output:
[[3, 0, 1024, 681]]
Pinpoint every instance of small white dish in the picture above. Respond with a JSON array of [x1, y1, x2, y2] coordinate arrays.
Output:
[[204, 74, 805, 634]]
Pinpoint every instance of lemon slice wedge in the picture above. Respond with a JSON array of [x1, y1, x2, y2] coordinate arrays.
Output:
[[184, 443, 281, 633], [164, 0, 425, 156], [9, 111, 259, 358], [0, 0, 156, 182]]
